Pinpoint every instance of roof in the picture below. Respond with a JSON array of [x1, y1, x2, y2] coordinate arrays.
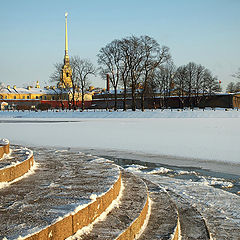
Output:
[[0, 87, 67, 95]]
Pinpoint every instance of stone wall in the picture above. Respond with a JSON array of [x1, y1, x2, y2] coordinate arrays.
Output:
[[0, 143, 10, 159], [24, 171, 122, 240], [0, 154, 34, 182], [116, 194, 149, 240], [172, 218, 181, 240]]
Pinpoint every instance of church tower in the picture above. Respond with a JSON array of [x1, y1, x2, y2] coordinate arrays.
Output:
[[59, 12, 72, 88]]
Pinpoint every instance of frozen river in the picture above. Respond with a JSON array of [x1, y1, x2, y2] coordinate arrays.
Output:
[[0, 110, 240, 239], [1, 109, 240, 164]]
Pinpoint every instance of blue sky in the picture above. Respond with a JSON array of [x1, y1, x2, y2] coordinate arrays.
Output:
[[0, 0, 240, 89]]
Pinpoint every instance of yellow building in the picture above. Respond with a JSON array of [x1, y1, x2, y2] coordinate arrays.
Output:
[[0, 81, 93, 110], [0, 81, 92, 101], [0, 82, 64, 101]]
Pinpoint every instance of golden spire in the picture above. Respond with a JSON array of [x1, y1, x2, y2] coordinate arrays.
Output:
[[65, 12, 68, 57], [60, 12, 72, 89]]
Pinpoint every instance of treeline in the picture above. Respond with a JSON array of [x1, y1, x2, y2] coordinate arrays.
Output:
[[98, 35, 221, 111], [50, 35, 223, 110], [226, 81, 240, 93]]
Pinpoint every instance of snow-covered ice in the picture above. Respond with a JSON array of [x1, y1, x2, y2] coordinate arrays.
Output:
[[0, 109, 240, 167]]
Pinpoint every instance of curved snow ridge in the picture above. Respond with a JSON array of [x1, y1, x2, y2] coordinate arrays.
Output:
[[199, 176, 234, 189], [18, 169, 122, 240], [90, 157, 114, 164], [127, 165, 197, 176], [147, 167, 173, 174], [0, 148, 34, 183], [125, 164, 148, 173], [146, 168, 235, 189]]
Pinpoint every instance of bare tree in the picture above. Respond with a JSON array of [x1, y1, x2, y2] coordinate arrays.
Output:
[[50, 60, 80, 110], [175, 65, 188, 108], [204, 72, 221, 95], [119, 38, 131, 111], [193, 64, 206, 107], [185, 62, 198, 108], [140, 36, 171, 111], [50, 57, 95, 110], [50, 63, 62, 84], [174, 63, 221, 108], [226, 82, 236, 93], [71, 56, 96, 110], [98, 40, 122, 110], [232, 68, 240, 79], [123, 36, 145, 111], [98, 35, 171, 111], [234, 82, 240, 92], [153, 62, 175, 108], [50, 62, 68, 109], [0, 82, 4, 100], [0, 82, 4, 92], [97, 35, 225, 110]]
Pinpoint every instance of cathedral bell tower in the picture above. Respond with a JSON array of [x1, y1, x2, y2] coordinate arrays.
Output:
[[59, 12, 72, 88]]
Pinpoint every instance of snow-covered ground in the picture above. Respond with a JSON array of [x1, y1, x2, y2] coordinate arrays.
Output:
[[1, 109, 239, 239], [0, 109, 240, 167]]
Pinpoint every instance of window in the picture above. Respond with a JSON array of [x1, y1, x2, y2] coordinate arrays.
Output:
[[27, 96, 30, 99], [66, 73, 69, 77], [44, 96, 47, 100], [14, 96, 16, 99], [52, 96, 55, 100], [40, 96, 42, 100], [22, 96, 25, 99], [36, 96, 39, 99], [5, 96, 7, 99]]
